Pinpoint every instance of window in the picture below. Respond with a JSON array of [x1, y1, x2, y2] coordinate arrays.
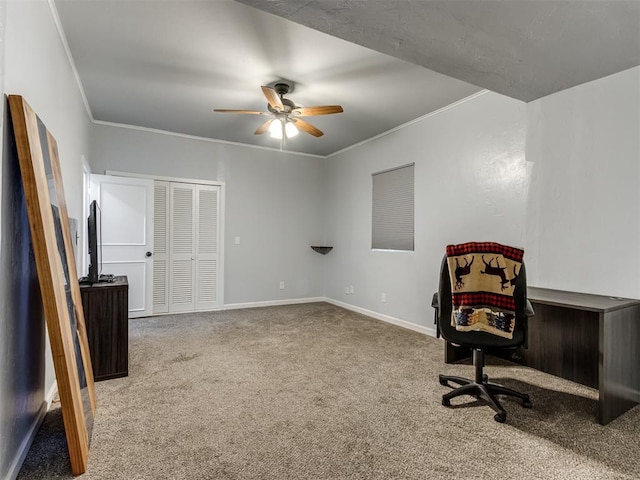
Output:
[[372, 163, 414, 251]]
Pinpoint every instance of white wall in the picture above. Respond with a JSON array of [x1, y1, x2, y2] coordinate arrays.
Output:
[[323, 92, 529, 332], [89, 124, 326, 305], [4, 2, 89, 223], [525, 67, 640, 297], [324, 67, 639, 331], [0, 1, 91, 478]]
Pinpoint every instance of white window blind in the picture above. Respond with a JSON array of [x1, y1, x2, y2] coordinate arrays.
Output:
[[372, 163, 415, 251]]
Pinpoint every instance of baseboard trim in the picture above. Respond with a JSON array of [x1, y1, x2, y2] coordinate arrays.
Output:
[[44, 381, 58, 407], [323, 298, 436, 337], [223, 297, 436, 337], [224, 297, 325, 310], [4, 382, 57, 480]]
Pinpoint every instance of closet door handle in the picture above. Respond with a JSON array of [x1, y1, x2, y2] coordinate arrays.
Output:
[[145, 251, 152, 257]]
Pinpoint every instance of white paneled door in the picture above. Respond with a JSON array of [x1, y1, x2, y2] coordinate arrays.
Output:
[[153, 181, 221, 314], [90, 174, 154, 318]]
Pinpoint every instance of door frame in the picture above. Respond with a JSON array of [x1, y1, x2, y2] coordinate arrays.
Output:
[[106, 170, 225, 310], [81, 156, 92, 275]]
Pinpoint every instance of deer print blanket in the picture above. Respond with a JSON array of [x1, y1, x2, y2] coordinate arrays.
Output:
[[446, 242, 524, 339]]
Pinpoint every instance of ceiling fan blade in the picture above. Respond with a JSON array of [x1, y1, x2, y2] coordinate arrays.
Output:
[[254, 118, 274, 135], [294, 118, 324, 137], [213, 109, 266, 115], [261, 86, 284, 111], [292, 105, 344, 116]]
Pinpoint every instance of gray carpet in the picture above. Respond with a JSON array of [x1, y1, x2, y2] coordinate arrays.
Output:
[[18, 302, 640, 479]]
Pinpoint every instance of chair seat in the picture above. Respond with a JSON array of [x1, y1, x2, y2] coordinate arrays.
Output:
[[443, 328, 525, 350]]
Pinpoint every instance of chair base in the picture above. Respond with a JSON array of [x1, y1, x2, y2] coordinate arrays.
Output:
[[439, 349, 532, 423]]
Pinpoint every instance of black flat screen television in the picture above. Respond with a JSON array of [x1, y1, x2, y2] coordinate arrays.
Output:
[[87, 200, 102, 284]]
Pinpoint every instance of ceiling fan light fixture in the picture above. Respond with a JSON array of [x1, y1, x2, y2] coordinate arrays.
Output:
[[268, 117, 298, 140], [269, 118, 283, 139], [285, 120, 299, 138]]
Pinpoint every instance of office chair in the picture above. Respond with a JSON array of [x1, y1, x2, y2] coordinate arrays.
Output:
[[433, 253, 533, 423]]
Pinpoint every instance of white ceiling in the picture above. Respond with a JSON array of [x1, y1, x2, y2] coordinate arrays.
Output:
[[54, 0, 639, 157]]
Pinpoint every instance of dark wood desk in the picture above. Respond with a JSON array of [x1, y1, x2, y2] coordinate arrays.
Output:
[[80, 276, 129, 381], [445, 287, 640, 425]]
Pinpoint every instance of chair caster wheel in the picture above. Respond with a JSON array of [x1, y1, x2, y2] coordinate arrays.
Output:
[[522, 399, 533, 409], [438, 376, 448, 387], [494, 411, 507, 423], [442, 397, 451, 407]]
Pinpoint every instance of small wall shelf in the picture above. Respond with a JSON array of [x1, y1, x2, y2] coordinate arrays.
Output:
[[311, 246, 333, 255]]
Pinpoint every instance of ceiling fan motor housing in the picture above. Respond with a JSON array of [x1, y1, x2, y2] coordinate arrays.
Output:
[[273, 82, 292, 96], [268, 97, 296, 113]]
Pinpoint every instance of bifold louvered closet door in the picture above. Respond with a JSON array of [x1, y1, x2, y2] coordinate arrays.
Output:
[[153, 181, 170, 313], [153, 181, 220, 314]]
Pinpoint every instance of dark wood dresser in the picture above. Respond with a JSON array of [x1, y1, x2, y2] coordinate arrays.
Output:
[[80, 275, 129, 381]]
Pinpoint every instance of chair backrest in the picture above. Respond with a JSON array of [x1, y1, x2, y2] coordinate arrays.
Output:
[[437, 255, 529, 349]]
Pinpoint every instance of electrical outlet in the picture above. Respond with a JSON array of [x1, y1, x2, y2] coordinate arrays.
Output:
[[349, 285, 354, 294], [234, 236, 240, 245], [381, 292, 387, 303], [279, 281, 285, 290]]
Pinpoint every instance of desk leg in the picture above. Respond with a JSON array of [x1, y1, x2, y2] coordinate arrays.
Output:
[[599, 306, 640, 425]]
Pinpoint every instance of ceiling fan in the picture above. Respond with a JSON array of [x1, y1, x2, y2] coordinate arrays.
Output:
[[214, 82, 343, 139]]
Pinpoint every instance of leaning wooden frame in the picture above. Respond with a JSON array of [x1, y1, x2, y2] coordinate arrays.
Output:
[[8, 95, 96, 475]]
